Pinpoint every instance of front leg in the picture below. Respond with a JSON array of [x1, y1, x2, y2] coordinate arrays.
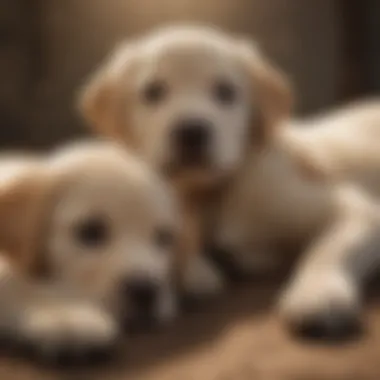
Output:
[[208, 243, 281, 282], [175, 198, 224, 299], [279, 210, 380, 342], [182, 254, 224, 297], [209, 223, 282, 282], [17, 298, 118, 365], [0, 257, 119, 365]]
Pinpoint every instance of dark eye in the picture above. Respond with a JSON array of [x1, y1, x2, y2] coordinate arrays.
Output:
[[213, 80, 237, 105], [142, 80, 168, 104], [74, 217, 109, 248], [154, 227, 175, 249]]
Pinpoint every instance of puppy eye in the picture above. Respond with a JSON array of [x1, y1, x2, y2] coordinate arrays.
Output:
[[74, 218, 109, 248], [142, 80, 168, 104], [154, 227, 175, 250], [213, 80, 237, 105]]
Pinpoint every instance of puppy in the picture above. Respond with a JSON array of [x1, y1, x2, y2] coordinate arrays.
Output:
[[213, 99, 380, 341], [78, 25, 380, 342], [0, 141, 178, 363], [79, 25, 291, 296]]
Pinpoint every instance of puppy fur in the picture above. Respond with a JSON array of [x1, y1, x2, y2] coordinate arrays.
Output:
[[0, 141, 178, 363], [214, 100, 380, 339], [79, 25, 380, 341], [79, 25, 291, 297]]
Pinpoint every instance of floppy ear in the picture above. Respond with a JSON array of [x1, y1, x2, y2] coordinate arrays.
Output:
[[78, 42, 138, 144], [0, 165, 53, 277], [237, 41, 293, 144]]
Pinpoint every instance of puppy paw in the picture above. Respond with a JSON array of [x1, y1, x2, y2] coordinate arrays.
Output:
[[182, 255, 225, 298], [17, 302, 119, 365], [157, 287, 178, 324], [278, 272, 362, 342]]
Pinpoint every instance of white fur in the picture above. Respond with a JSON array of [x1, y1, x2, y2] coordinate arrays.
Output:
[[214, 101, 380, 328], [0, 141, 179, 360]]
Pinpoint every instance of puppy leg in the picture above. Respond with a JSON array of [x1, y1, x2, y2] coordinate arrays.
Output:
[[279, 211, 380, 342], [177, 203, 224, 298], [182, 254, 225, 296], [210, 222, 282, 282], [0, 256, 119, 365], [18, 301, 118, 365], [156, 282, 178, 324], [17, 295, 119, 364], [208, 244, 281, 284]]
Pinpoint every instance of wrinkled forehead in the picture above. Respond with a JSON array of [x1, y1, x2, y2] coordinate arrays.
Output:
[[137, 30, 242, 82]]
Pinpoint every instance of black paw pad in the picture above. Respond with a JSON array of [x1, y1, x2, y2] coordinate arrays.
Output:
[[19, 340, 116, 368], [290, 309, 363, 343]]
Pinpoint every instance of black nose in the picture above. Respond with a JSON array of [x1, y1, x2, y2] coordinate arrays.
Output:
[[123, 279, 158, 312], [172, 117, 211, 152]]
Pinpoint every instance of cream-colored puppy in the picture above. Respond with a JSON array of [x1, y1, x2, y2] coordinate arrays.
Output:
[[78, 24, 380, 341], [214, 100, 380, 340], [79, 25, 290, 297], [0, 141, 178, 364]]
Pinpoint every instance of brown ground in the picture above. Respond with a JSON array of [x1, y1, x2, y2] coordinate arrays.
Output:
[[1, 280, 380, 380]]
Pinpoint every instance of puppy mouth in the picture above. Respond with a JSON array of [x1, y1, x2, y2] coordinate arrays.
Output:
[[164, 151, 213, 176], [166, 161, 209, 179], [180, 149, 211, 167]]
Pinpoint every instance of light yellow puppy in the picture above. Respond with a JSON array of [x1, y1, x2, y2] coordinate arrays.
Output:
[[78, 24, 380, 342], [0, 141, 178, 364], [79, 25, 291, 297]]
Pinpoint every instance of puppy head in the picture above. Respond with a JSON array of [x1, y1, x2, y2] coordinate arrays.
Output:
[[80, 25, 292, 187], [0, 143, 179, 328]]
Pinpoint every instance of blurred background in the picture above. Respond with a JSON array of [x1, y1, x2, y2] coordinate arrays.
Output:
[[0, 0, 379, 149]]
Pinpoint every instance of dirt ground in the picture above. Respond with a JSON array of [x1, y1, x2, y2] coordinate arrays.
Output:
[[1, 279, 380, 380]]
